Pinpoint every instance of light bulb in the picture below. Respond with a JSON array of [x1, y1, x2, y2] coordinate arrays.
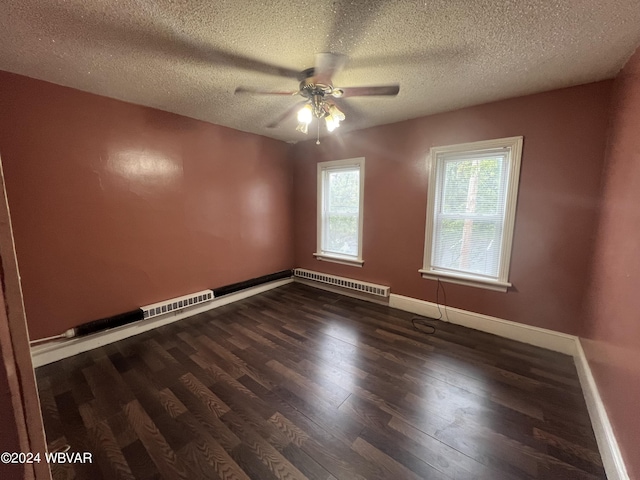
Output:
[[297, 105, 312, 124]]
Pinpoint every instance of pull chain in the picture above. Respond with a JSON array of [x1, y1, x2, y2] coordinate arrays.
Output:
[[316, 120, 320, 145]]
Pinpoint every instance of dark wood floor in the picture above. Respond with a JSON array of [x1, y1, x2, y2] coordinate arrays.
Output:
[[36, 282, 605, 480]]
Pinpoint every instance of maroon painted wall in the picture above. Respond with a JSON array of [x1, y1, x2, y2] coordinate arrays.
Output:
[[0, 71, 294, 340], [293, 81, 613, 335], [583, 47, 640, 478]]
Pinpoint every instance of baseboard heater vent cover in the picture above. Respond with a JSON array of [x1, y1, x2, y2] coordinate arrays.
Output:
[[294, 268, 390, 297], [142, 290, 214, 320]]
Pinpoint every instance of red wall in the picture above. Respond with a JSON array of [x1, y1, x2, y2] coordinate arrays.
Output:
[[0, 71, 294, 340], [293, 81, 613, 335], [583, 47, 640, 478]]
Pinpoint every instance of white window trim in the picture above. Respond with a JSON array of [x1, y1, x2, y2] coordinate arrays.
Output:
[[314, 157, 365, 267], [420, 136, 523, 292]]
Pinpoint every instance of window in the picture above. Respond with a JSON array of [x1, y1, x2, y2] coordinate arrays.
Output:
[[421, 137, 523, 291], [314, 158, 365, 267]]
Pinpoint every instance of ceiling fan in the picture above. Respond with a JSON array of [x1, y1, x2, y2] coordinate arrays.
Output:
[[234, 53, 399, 139]]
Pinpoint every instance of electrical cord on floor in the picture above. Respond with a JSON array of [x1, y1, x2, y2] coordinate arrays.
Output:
[[411, 317, 436, 334], [411, 279, 449, 335]]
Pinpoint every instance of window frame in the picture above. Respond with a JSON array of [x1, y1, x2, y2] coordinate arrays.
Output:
[[314, 157, 365, 267], [420, 136, 523, 292]]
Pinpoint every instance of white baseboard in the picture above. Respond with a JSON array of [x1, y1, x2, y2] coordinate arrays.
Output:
[[389, 293, 578, 355], [31, 278, 293, 368], [574, 339, 629, 480]]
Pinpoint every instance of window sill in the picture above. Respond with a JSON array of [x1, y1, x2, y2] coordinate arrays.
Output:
[[418, 269, 511, 292], [314, 253, 364, 267]]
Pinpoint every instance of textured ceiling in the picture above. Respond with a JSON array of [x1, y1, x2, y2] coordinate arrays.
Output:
[[1, 1, 640, 142]]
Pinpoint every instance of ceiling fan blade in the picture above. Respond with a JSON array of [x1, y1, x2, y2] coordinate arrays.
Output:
[[348, 47, 469, 70], [336, 85, 400, 97], [330, 97, 363, 121], [207, 52, 300, 79], [43, 4, 302, 80], [266, 101, 308, 129], [235, 87, 298, 96], [314, 53, 348, 84], [324, 0, 387, 55]]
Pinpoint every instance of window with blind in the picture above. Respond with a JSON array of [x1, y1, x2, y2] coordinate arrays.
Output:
[[314, 158, 365, 267], [421, 137, 523, 291]]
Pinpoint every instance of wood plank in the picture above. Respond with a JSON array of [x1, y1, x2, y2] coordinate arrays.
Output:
[[123, 400, 190, 480]]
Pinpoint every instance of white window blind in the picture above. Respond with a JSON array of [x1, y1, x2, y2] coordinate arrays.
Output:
[[433, 150, 508, 278], [322, 167, 360, 256], [422, 137, 523, 291], [315, 158, 365, 266]]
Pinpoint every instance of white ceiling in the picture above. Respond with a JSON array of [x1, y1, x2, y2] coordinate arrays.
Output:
[[1, 0, 639, 142]]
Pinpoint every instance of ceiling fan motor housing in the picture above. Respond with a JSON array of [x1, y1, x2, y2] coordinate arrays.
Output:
[[312, 94, 328, 118]]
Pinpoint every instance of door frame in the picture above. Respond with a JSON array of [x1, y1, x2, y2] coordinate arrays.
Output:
[[0, 154, 51, 480]]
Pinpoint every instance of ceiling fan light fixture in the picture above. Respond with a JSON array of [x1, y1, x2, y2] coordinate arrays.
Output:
[[325, 115, 339, 132], [325, 104, 345, 132], [296, 121, 309, 134], [297, 104, 313, 124], [329, 104, 345, 121]]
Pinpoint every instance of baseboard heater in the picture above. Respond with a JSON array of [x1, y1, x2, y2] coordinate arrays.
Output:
[[294, 268, 390, 298], [142, 290, 214, 320], [29, 270, 293, 345]]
